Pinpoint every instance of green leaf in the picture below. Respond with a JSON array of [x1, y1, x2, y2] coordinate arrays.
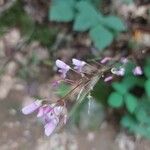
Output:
[[89, 25, 113, 50], [124, 61, 135, 75], [56, 83, 70, 97], [121, 114, 135, 128], [112, 82, 128, 95], [125, 94, 138, 113], [108, 92, 123, 108], [145, 79, 150, 97], [122, 76, 138, 90], [49, 0, 75, 22], [91, 80, 112, 105], [73, 1, 103, 31], [144, 65, 150, 78], [103, 15, 126, 31], [136, 108, 150, 124]]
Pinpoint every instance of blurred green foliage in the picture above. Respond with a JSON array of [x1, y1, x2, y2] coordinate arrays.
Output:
[[49, 0, 126, 50], [0, 0, 56, 47], [107, 58, 150, 138], [68, 58, 150, 136], [0, 1, 33, 35]]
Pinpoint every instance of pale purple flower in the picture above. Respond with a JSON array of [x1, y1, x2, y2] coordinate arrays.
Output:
[[44, 118, 59, 136], [72, 58, 86, 73], [37, 105, 52, 118], [100, 57, 111, 64], [22, 100, 42, 115], [133, 66, 143, 75], [43, 106, 64, 136], [56, 59, 71, 78], [111, 67, 125, 76], [53, 106, 63, 115], [104, 75, 113, 82], [121, 57, 128, 64], [22, 99, 67, 136]]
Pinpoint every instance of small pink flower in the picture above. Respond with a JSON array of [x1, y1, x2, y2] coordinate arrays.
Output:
[[104, 76, 113, 82], [133, 66, 143, 75], [22, 100, 42, 115], [72, 58, 86, 73], [121, 57, 128, 64], [37, 105, 52, 118], [44, 118, 59, 136], [56, 59, 71, 78], [22, 100, 67, 136], [43, 106, 64, 136], [111, 67, 125, 76], [100, 57, 111, 64]]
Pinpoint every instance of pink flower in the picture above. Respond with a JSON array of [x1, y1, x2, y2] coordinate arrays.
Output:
[[22, 99, 67, 136], [121, 57, 128, 64], [104, 76, 113, 82], [56, 59, 71, 78], [37, 105, 52, 118], [44, 118, 59, 136], [43, 106, 64, 136], [111, 67, 125, 76], [133, 66, 142, 75], [22, 100, 42, 115], [72, 58, 86, 73], [100, 57, 111, 64]]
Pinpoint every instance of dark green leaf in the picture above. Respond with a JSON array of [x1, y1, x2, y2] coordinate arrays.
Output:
[[144, 65, 150, 78], [145, 79, 150, 97], [112, 82, 128, 95], [89, 25, 113, 50], [122, 76, 138, 90], [108, 92, 123, 108]]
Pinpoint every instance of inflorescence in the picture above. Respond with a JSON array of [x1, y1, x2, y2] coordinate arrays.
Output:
[[22, 56, 143, 136]]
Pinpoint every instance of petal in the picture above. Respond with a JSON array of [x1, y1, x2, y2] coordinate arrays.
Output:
[[22, 100, 42, 115], [44, 119, 59, 136], [44, 106, 52, 114], [56, 59, 70, 70], [121, 57, 128, 64], [111, 67, 125, 76], [104, 76, 113, 82], [54, 106, 63, 115], [37, 107, 44, 117], [100, 57, 111, 64], [133, 66, 142, 75], [72, 58, 86, 67]]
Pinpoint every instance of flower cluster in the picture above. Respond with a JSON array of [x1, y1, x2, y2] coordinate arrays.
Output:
[[100, 57, 143, 82], [22, 57, 143, 136], [56, 58, 86, 78], [22, 100, 66, 136]]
